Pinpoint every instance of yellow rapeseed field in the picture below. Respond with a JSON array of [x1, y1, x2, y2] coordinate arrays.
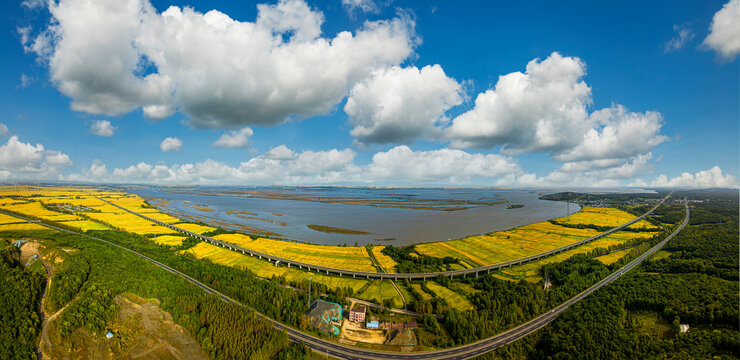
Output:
[[59, 220, 110, 231], [552, 206, 658, 230], [153, 235, 187, 246], [0, 213, 26, 225], [425, 281, 474, 311], [175, 223, 216, 234], [416, 206, 657, 267], [497, 230, 656, 281], [213, 233, 378, 272], [183, 242, 369, 293], [371, 246, 397, 273], [594, 248, 633, 265], [0, 223, 48, 231]]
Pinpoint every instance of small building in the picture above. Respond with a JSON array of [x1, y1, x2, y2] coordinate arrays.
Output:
[[679, 324, 690, 333], [349, 305, 366, 322], [404, 322, 417, 329], [366, 320, 379, 329], [105, 332, 114, 339], [305, 300, 342, 335]]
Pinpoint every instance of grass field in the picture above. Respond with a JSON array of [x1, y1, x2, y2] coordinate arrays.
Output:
[[213, 233, 378, 272], [410, 284, 432, 300], [182, 242, 370, 293], [425, 282, 474, 311], [448, 282, 480, 296], [416, 206, 653, 268], [355, 280, 406, 308], [650, 250, 672, 261]]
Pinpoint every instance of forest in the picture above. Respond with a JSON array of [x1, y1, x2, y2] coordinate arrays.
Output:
[[0, 229, 320, 360], [0, 240, 46, 360], [381, 244, 460, 272]]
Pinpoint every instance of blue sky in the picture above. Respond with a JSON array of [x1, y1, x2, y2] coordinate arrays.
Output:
[[0, 0, 738, 187]]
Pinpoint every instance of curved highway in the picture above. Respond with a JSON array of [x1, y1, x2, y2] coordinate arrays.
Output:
[[85, 191, 671, 280], [2, 197, 689, 359]]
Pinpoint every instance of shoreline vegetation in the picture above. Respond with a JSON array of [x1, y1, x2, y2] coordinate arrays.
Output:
[[307, 224, 374, 235], [159, 187, 507, 211]]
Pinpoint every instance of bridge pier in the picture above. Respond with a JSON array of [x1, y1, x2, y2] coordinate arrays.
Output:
[[287, 263, 291, 268], [475, 271, 478, 278], [353, 274, 355, 278]]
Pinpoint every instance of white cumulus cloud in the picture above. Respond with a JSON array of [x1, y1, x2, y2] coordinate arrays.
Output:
[[263, 144, 296, 160], [364, 146, 521, 184], [704, 0, 740, 60], [90, 120, 116, 137], [0, 136, 73, 178], [345, 65, 463, 145], [650, 166, 738, 188], [213, 127, 253, 149], [0, 123, 8, 137], [554, 105, 669, 162], [446, 52, 592, 154], [160, 137, 182, 152], [29, 0, 417, 128], [66, 145, 525, 185]]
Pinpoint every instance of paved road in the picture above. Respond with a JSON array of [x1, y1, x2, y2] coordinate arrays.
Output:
[[1, 197, 688, 360], [86, 191, 671, 280]]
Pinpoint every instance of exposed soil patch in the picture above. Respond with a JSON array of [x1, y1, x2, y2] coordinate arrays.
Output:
[[43, 293, 208, 360], [19, 241, 41, 264], [340, 319, 386, 344]]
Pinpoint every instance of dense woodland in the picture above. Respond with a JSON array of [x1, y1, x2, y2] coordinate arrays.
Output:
[[0, 229, 319, 360], [0, 241, 46, 360], [381, 244, 460, 272]]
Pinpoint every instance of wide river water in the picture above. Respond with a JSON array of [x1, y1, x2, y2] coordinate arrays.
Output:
[[129, 187, 582, 246]]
